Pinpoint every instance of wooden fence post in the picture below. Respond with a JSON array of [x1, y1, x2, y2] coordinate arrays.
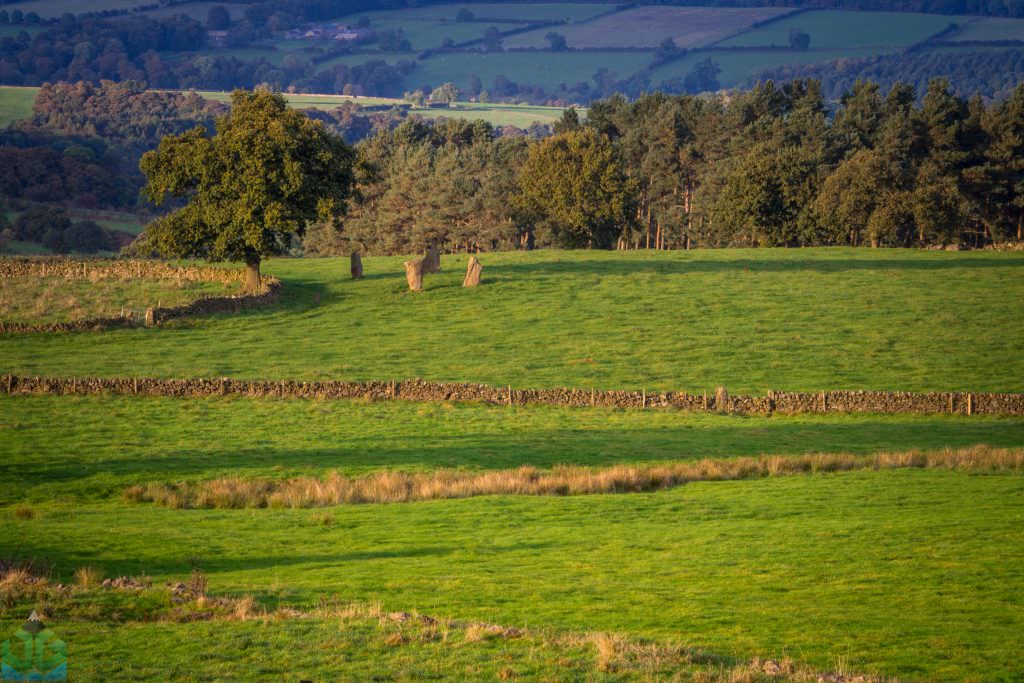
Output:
[[641, 389, 646, 408], [967, 393, 973, 416]]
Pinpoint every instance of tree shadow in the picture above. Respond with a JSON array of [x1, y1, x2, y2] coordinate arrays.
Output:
[[481, 255, 1024, 281], [7, 415, 1022, 501]]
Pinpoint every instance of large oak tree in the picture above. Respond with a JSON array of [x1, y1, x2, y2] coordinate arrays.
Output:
[[140, 89, 355, 291]]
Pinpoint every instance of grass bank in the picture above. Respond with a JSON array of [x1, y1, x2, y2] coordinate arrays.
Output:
[[2, 249, 1022, 392]]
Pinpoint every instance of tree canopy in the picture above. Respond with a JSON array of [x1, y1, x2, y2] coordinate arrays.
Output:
[[140, 89, 355, 290]]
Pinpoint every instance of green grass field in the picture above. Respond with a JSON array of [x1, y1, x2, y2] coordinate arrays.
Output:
[[0, 85, 36, 126], [359, 16, 519, 50], [719, 10, 957, 49], [0, 412, 1021, 680], [504, 6, 788, 50], [2, 249, 1022, 393], [1, 84, 573, 133], [4, 394, 1023, 503], [399, 50, 654, 93], [2, 247, 1023, 680], [0, 24, 43, 38], [0, 0, 143, 17], [355, 3, 617, 24], [947, 16, 1024, 41], [136, 2, 252, 21]]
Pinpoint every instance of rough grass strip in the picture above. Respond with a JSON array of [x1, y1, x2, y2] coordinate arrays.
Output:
[[0, 567, 885, 682], [0, 257, 281, 333], [123, 445, 1023, 509]]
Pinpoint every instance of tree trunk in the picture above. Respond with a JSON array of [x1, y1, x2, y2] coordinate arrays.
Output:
[[244, 258, 261, 294], [404, 258, 424, 291], [350, 252, 363, 279], [463, 256, 483, 287], [1018, 210, 1022, 241]]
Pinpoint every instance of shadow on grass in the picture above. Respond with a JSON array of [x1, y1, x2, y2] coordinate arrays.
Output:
[[5, 417, 1023, 502], [478, 256, 1024, 280]]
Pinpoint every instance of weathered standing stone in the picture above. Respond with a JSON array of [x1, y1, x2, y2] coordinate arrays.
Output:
[[404, 258, 424, 291], [462, 256, 483, 287], [422, 244, 441, 274], [350, 252, 363, 279], [714, 385, 729, 413]]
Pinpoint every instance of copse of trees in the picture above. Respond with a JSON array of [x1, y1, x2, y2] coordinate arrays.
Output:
[[11, 205, 114, 253], [320, 77, 1024, 255]]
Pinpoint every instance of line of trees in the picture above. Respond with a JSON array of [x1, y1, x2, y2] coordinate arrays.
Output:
[[309, 77, 1024, 254]]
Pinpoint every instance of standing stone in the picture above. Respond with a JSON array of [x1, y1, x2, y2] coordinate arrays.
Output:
[[422, 243, 441, 274], [462, 256, 483, 287], [404, 258, 424, 291], [714, 385, 729, 413], [144, 307, 155, 327], [350, 252, 363, 279]]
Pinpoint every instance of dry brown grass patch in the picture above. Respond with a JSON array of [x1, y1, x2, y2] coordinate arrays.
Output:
[[127, 445, 1024, 510], [73, 566, 104, 589]]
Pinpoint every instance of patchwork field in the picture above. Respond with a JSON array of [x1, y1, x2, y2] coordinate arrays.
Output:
[[398, 50, 653, 92], [504, 6, 790, 49], [946, 16, 1024, 41], [2, 249, 1022, 393], [0, 0, 145, 17], [129, 2, 252, 21], [0, 85, 36, 127], [0, 85, 573, 133], [719, 9, 957, 49], [355, 3, 617, 23]]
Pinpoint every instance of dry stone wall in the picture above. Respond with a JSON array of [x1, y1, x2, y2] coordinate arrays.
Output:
[[4, 375, 1023, 416]]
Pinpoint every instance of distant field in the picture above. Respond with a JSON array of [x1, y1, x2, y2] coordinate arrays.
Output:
[[281, 4, 618, 51], [505, 6, 788, 49], [132, 1, 252, 21], [0, 24, 44, 38], [947, 16, 1024, 41], [650, 47, 897, 88], [3, 249, 1023, 393], [399, 50, 653, 92], [0, 0, 143, 17], [720, 9, 957, 49], [354, 3, 617, 23], [314, 51, 413, 69], [0, 85, 36, 126], [360, 16, 517, 50], [0, 85, 572, 131]]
